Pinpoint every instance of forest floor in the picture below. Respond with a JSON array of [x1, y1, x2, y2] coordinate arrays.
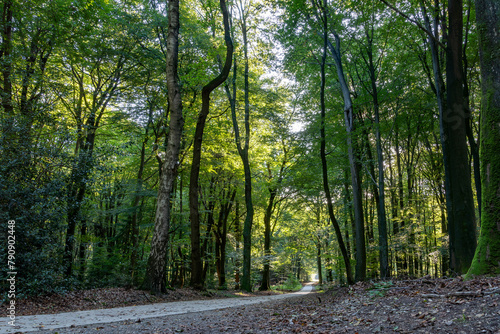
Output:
[[5, 275, 500, 333]]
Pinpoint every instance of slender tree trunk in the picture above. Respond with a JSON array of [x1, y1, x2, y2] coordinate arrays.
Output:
[[362, 26, 389, 278], [467, 0, 500, 277], [318, 8, 366, 280], [143, 0, 184, 293], [228, 2, 254, 292], [189, 0, 233, 290], [318, 11, 353, 284]]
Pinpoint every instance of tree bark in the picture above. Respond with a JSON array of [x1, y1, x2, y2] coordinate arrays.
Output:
[[444, 0, 477, 274], [143, 0, 184, 294], [189, 0, 233, 290], [467, 0, 500, 276]]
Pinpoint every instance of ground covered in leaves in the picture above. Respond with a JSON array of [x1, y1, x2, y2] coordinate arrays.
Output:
[[22, 276, 500, 333], [13, 286, 283, 316]]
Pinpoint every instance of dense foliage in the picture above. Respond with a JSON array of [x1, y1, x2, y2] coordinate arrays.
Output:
[[0, 0, 497, 297]]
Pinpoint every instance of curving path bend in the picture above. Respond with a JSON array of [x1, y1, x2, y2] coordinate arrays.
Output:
[[1, 284, 314, 333]]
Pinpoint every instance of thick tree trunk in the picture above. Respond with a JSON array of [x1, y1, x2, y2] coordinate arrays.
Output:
[[467, 0, 500, 276], [143, 0, 184, 294], [444, 0, 477, 274], [189, 0, 233, 290]]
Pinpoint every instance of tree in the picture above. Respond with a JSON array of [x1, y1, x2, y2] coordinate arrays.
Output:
[[466, 0, 500, 276], [313, 0, 366, 281], [443, 0, 477, 274], [144, 0, 184, 293], [189, 0, 233, 289], [223, 0, 256, 292], [315, 0, 354, 285]]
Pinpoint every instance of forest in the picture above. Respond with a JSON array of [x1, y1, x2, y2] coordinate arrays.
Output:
[[0, 0, 499, 300]]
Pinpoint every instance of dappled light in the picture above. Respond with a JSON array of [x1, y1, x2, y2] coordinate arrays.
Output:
[[0, 0, 498, 332]]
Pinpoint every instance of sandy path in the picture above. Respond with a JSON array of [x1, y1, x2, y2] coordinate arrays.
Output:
[[1, 284, 314, 333]]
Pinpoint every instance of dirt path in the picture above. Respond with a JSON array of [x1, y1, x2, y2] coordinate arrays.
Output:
[[1, 284, 314, 334]]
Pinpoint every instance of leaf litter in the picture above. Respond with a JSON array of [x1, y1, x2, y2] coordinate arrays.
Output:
[[18, 276, 500, 333]]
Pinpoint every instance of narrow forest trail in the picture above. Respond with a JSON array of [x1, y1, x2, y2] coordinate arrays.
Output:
[[1, 284, 315, 333]]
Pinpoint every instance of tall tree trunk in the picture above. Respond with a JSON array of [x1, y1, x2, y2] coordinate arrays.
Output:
[[311, 0, 367, 280], [143, 0, 184, 293], [229, 1, 254, 292], [467, 0, 500, 277], [364, 28, 389, 277], [318, 8, 354, 285], [443, 0, 477, 274], [189, 0, 233, 290], [326, 34, 366, 283]]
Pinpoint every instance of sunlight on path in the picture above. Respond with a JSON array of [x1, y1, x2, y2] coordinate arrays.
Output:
[[1, 284, 315, 333]]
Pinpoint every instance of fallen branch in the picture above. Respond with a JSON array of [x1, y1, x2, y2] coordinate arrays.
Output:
[[421, 287, 500, 299]]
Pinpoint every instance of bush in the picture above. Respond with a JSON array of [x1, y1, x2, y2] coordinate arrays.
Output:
[[273, 274, 302, 291]]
